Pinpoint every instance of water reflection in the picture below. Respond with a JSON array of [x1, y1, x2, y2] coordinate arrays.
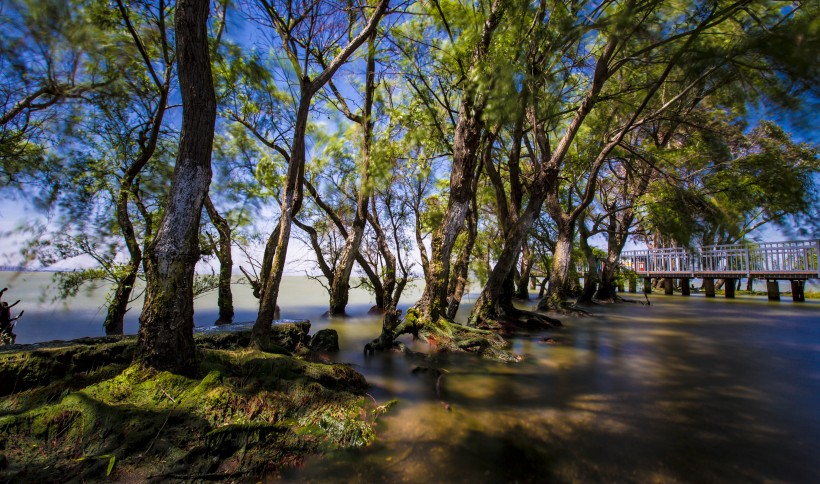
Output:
[[2, 273, 819, 482], [288, 296, 820, 483]]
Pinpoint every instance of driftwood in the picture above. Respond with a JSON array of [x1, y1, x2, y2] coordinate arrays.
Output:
[[0, 288, 24, 344]]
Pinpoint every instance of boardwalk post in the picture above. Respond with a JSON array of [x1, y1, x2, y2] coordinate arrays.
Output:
[[704, 278, 715, 298], [725, 279, 736, 299], [791, 280, 805, 302], [663, 278, 674, 295], [766, 280, 780, 301], [681, 278, 690, 296]]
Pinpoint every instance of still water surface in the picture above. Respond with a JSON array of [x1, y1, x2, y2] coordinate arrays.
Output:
[[2, 272, 819, 482]]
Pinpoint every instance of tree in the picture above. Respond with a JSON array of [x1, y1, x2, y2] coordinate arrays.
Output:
[[136, 0, 216, 372], [248, 0, 389, 348], [203, 195, 234, 324], [407, 0, 505, 327], [0, 0, 114, 188]]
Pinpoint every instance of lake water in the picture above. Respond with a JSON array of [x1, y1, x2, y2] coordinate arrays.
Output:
[[2, 272, 819, 482]]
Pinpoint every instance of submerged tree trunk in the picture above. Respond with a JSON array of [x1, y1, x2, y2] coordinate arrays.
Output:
[[204, 195, 234, 324], [250, 0, 387, 348], [470, 196, 559, 329], [136, 0, 215, 373], [327, 32, 377, 317], [595, 256, 618, 301]]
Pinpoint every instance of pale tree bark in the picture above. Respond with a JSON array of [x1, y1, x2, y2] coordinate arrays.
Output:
[[136, 0, 216, 373]]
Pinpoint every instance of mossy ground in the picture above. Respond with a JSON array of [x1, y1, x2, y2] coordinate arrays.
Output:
[[0, 334, 382, 481]]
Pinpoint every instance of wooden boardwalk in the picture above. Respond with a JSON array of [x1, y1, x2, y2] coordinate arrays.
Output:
[[620, 240, 818, 301]]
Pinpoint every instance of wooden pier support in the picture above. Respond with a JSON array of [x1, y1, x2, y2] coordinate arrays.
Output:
[[629, 278, 637, 293], [791, 280, 805, 302], [766, 280, 780, 301], [663, 278, 674, 295], [724, 279, 736, 299], [681, 278, 690, 296], [704, 278, 715, 298], [643, 277, 652, 294]]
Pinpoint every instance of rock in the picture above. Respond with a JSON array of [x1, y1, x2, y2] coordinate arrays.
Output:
[[271, 321, 311, 351], [309, 329, 339, 353]]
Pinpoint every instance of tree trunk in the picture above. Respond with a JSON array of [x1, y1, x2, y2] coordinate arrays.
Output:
[[445, 222, 476, 320], [252, 96, 308, 346], [595, 259, 618, 301], [105, 263, 138, 335], [136, 0, 215, 373], [327, 33, 376, 317], [514, 243, 533, 299], [251, 2, 387, 346], [538, 219, 575, 309], [411, 0, 504, 326], [204, 195, 234, 324], [414, 108, 483, 323], [470, 197, 546, 326], [576, 226, 597, 305]]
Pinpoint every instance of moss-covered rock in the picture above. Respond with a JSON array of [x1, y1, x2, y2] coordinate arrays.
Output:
[[309, 329, 339, 353], [0, 332, 384, 481]]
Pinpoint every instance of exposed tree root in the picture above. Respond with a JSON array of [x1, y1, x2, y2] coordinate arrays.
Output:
[[474, 308, 562, 335], [364, 308, 521, 363], [537, 299, 593, 317], [417, 318, 521, 363]]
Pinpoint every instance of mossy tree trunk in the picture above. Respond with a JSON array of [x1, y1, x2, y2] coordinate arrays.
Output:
[[413, 0, 504, 326], [537, 218, 576, 310], [445, 151, 482, 320], [136, 0, 215, 373], [204, 195, 234, 324]]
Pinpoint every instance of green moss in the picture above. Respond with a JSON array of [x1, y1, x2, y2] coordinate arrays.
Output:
[[0, 337, 385, 481]]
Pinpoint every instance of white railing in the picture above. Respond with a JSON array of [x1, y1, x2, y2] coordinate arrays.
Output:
[[620, 239, 820, 278]]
